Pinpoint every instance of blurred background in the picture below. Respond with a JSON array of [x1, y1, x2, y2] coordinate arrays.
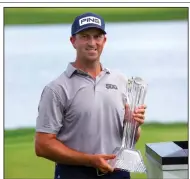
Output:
[[4, 7, 188, 179]]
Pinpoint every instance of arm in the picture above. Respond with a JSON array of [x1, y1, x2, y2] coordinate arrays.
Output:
[[35, 132, 115, 173], [35, 86, 115, 172], [35, 132, 92, 166], [35, 86, 92, 166]]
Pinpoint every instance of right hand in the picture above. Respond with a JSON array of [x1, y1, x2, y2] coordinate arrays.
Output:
[[89, 154, 116, 174]]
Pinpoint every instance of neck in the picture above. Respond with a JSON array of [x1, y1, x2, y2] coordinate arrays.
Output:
[[73, 58, 102, 78]]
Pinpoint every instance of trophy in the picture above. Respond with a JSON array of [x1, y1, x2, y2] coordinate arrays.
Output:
[[108, 76, 148, 173]]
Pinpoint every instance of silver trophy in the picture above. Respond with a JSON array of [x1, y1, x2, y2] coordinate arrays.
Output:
[[108, 77, 148, 173]]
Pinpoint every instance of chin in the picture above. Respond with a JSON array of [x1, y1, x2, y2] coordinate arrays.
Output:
[[86, 56, 99, 62]]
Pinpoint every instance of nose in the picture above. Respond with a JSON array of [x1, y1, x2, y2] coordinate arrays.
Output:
[[87, 36, 96, 46]]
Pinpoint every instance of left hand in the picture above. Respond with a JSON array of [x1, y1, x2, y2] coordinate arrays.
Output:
[[124, 104, 147, 126]]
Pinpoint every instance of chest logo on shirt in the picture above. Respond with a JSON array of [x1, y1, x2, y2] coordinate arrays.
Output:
[[106, 84, 118, 90]]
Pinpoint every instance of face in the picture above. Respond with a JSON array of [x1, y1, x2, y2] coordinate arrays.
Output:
[[70, 28, 107, 62]]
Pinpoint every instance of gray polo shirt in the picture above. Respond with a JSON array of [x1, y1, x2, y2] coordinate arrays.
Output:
[[36, 63, 128, 155]]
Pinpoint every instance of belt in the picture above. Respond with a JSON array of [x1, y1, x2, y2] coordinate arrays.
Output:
[[96, 168, 107, 176]]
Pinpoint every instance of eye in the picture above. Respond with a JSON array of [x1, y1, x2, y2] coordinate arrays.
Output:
[[95, 34, 103, 40], [81, 34, 88, 39]]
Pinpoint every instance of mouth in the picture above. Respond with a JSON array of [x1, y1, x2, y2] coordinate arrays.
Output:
[[86, 48, 97, 52]]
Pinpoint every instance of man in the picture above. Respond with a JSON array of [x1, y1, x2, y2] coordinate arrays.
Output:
[[35, 12, 146, 179]]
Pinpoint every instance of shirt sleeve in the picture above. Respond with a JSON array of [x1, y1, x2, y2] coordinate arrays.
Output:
[[36, 86, 64, 134]]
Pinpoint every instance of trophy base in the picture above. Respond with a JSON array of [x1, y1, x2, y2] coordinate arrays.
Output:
[[108, 148, 147, 173]]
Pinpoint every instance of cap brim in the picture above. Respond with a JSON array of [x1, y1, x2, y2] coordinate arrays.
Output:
[[73, 25, 106, 35]]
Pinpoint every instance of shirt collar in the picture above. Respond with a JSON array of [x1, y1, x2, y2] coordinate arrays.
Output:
[[65, 63, 77, 78], [65, 62, 110, 78]]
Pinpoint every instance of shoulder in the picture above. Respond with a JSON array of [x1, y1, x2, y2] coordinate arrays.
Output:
[[42, 72, 69, 102], [46, 72, 68, 91]]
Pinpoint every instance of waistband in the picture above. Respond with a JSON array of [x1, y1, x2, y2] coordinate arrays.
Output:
[[56, 163, 105, 176], [55, 163, 130, 178]]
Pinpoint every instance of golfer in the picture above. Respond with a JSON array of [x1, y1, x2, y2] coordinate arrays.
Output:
[[35, 12, 146, 179]]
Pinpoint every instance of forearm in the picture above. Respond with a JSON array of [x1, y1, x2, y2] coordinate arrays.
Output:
[[35, 137, 92, 167]]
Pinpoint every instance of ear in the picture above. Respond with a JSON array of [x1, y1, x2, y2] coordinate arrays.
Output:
[[103, 35, 107, 46], [70, 36, 76, 49]]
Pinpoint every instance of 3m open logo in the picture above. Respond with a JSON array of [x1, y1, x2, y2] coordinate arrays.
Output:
[[79, 16, 101, 26]]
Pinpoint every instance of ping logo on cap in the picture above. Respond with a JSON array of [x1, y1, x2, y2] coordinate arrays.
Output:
[[79, 16, 101, 26]]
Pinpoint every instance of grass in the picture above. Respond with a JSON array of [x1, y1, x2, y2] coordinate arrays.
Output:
[[4, 7, 188, 25], [4, 122, 188, 179]]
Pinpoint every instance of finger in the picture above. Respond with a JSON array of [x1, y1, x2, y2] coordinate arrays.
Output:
[[133, 113, 145, 120], [99, 168, 108, 174], [133, 117, 144, 124], [134, 108, 145, 114], [102, 154, 116, 160], [125, 104, 129, 110], [139, 104, 147, 109], [135, 105, 146, 111], [125, 104, 130, 114], [100, 159, 114, 172], [107, 165, 114, 172], [102, 163, 114, 172], [124, 104, 131, 118]]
